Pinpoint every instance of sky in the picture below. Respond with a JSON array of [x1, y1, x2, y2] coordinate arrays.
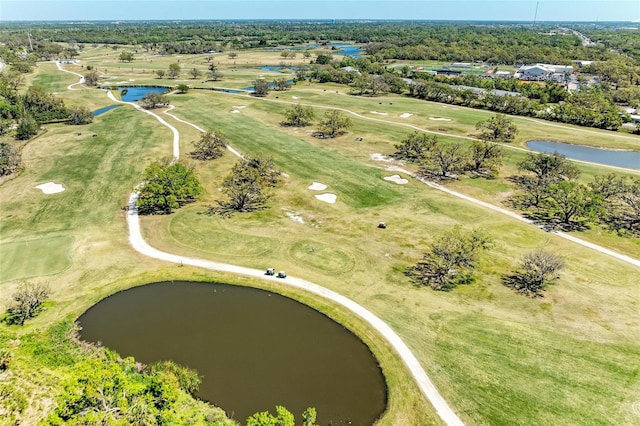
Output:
[[1, 0, 639, 22]]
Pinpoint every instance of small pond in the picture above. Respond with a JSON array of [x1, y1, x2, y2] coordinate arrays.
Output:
[[211, 88, 244, 94], [118, 86, 169, 102], [78, 281, 387, 424], [527, 140, 640, 170], [93, 105, 121, 116], [331, 43, 363, 58]]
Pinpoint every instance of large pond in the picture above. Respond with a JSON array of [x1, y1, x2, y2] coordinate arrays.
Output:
[[294, 43, 363, 58], [118, 86, 169, 102], [527, 140, 640, 170], [78, 281, 387, 424]]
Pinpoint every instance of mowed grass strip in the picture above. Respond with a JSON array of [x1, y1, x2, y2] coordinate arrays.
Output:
[[0, 107, 172, 238], [434, 315, 640, 426]]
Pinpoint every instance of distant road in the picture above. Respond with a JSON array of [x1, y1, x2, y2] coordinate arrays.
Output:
[[562, 27, 595, 46]]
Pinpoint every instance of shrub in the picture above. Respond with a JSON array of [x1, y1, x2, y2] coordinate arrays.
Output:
[[4, 282, 51, 325], [503, 250, 565, 297]]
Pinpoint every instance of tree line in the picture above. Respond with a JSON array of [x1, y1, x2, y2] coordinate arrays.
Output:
[[297, 54, 625, 131], [1, 22, 630, 63]]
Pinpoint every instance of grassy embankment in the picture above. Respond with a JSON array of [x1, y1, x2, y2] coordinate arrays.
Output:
[[1, 51, 639, 425]]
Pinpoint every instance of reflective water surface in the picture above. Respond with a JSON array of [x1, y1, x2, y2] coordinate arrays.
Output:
[[78, 281, 387, 424]]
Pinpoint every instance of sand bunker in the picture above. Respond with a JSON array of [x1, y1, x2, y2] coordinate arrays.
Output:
[[308, 182, 328, 191], [384, 174, 409, 185], [370, 153, 393, 162], [36, 182, 65, 194], [315, 193, 337, 204], [399, 113, 413, 118], [233, 106, 246, 109], [285, 211, 305, 224], [370, 111, 388, 115], [292, 96, 300, 99], [231, 110, 241, 113], [429, 117, 451, 121]]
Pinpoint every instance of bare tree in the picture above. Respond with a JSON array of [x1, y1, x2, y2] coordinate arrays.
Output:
[[5, 282, 51, 325], [191, 131, 227, 160], [408, 226, 493, 291], [503, 250, 565, 297], [189, 68, 201, 79]]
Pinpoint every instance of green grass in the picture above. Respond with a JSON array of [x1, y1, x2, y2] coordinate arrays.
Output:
[[28, 63, 77, 93], [435, 315, 640, 425], [2, 52, 640, 426], [0, 235, 73, 282]]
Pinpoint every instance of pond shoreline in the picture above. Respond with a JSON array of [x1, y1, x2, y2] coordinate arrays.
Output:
[[526, 139, 640, 170]]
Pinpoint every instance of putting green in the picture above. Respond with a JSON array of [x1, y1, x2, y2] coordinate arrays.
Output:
[[0, 235, 73, 282], [168, 210, 276, 257], [287, 240, 355, 274]]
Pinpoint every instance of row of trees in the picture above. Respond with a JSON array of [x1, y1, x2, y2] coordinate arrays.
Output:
[[394, 132, 505, 179], [299, 57, 624, 130], [153, 63, 224, 82], [407, 80, 623, 131], [0, 71, 93, 144], [389, 114, 638, 236], [281, 104, 353, 138], [408, 226, 565, 296], [2, 22, 625, 64], [515, 153, 640, 234]]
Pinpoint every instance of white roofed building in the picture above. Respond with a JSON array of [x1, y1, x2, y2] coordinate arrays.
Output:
[[516, 64, 573, 81]]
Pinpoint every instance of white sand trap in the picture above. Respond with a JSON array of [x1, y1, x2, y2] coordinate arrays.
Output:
[[370, 111, 388, 115], [308, 182, 327, 191], [429, 117, 451, 121], [285, 211, 305, 224], [232, 106, 246, 109], [315, 193, 337, 204], [128, 79, 135, 82], [36, 182, 65, 194], [231, 110, 241, 113], [399, 113, 413, 118], [384, 174, 409, 185], [370, 153, 393, 162], [292, 96, 300, 99]]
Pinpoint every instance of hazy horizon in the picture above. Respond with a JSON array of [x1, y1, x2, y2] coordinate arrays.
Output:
[[2, 1, 639, 23]]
